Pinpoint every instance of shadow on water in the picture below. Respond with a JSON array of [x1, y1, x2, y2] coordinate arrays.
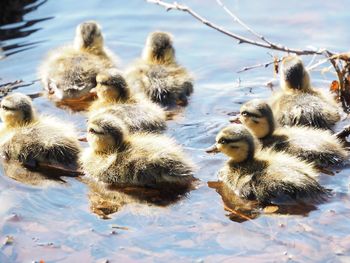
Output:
[[208, 181, 318, 223], [0, 0, 52, 58]]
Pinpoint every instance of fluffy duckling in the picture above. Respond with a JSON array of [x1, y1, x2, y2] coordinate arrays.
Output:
[[0, 93, 80, 169], [126, 31, 193, 107], [206, 124, 328, 204], [239, 99, 347, 167], [39, 21, 116, 100], [89, 70, 166, 133], [271, 56, 340, 129], [80, 113, 195, 190]]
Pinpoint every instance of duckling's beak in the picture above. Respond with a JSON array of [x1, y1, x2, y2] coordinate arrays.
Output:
[[229, 115, 242, 124], [205, 144, 220, 154], [78, 136, 87, 142]]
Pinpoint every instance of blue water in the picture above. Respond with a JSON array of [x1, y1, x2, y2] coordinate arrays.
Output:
[[1, 0, 350, 262]]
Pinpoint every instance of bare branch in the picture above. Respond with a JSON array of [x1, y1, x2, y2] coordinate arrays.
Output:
[[147, 0, 330, 55]]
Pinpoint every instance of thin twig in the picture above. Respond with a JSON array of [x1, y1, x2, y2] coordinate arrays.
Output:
[[237, 58, 282, 73], [216, 0, 274, 46], [147, 0, 331, 55]]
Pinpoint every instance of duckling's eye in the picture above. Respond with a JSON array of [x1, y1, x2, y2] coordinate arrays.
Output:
[[88, 128, 100, 134], [241, 111, 261, 119], [241, 111, 249, 117], [1, 105, 13, 111], [218, 138, 228, 144], [98, 81, 108, 86]]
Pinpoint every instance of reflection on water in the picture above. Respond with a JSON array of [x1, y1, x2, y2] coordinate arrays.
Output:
[[85, 178, 195, 219], [1, 160, 66, 186], [0, 0, 52, 58], [1, 0, 350, 262]]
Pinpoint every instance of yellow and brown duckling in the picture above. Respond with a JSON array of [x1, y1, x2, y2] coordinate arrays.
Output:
[[126, 31, 193, 107], [239, 99, 347, 167], [206, 124, 328, 204], [89, 70, 166, 133], [0, 93, 80, 170], [39, 21, 116, 100], [79, 113, 195, 190], [271, 55, 340, 129]]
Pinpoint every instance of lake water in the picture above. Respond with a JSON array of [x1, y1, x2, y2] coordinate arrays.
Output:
[[1, 0, 350, 262]]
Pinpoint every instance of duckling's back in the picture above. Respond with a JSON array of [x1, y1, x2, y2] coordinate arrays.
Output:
[[91, 98, 166, 133], [127, 62, 193, 107], [40, 47, 114, 100], [271, 91, 340, 129], [273, 126, 348, 167]]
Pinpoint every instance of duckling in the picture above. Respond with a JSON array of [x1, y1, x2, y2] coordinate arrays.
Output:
[[271, 55, 340, 129], [39, 21, 116, 100], [126, 31, 193, 107], [206, 124, 328, 204], [89, 70, 166, 133], [80, 113, 195, 190], [0, 93, 80, 170], [239, 99, 347, 167]]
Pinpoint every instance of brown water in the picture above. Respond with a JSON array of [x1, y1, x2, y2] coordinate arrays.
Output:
[[1, 0, 350, 262]]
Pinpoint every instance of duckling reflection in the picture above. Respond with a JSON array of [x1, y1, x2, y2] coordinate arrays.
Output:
[[0, 93, 81, 173], [84, 177, 193, 219], [39, 21, 116, 102], [271, 56, 340, 129], [206, 124, 328, 205], [1, 159, 72, 187], [126, 31, 193, 107], [80, 113, 196, 190], [208, 181, 317, 223], [89, 70, 166, 133], [239, 99, 347, 167]]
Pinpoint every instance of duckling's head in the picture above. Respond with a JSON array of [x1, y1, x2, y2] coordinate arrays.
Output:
[[74, 21, 104, 51], [142, 31, 175, 64], [0, 93, 35, 128], [239, 99, 275, 139], [94, 70, 130, 103], [280, 56, 311, 92], [87, 113, 128, 154], [206, 124, 256, 163]]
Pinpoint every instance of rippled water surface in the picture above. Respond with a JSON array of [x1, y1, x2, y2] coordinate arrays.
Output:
[[1, 0, 350, 262]]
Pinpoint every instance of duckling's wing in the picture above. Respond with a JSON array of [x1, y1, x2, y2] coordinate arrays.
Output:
[[2, 120, 80, 168], [135, 157, 195, 189], [281, 127, 347, 167], [255, 174, 328, 204], [256, 151, 328, 203]]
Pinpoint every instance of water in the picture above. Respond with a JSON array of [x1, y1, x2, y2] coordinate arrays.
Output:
[[1, 0, 350, 262]]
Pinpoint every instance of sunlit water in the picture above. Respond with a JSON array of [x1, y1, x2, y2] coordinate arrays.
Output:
[[1, 0, 350, 262]]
